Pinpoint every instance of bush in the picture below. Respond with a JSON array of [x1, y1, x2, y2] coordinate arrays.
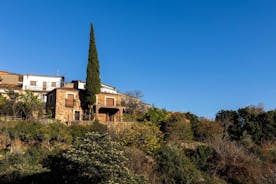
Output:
[[8, 122, 47, 143], [187, 145, 217, 172], [155, 145, 205, 184], [70, 120, 107, 140], [120, 122, 163, 155], [48, 123, 72, 144], [161, 112, 193, 144], [195, 119, 224, 141], [210, 139, 263, 184], [0, 151, 47, 183], [45, 132, 142, 184], [125, 147, 154, 182], [142, 108, 170, 126]]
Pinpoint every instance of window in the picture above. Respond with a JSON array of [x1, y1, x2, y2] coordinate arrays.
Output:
[[75, 111, 80, 121], [106, 97, 115, 106], [43, 81, 47, 90], [30, 81, 36, 86], [51, 82, 56, 87], [65, 94, 74, 107]]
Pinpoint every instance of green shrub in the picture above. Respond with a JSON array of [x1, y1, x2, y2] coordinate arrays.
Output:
[[195, 119, 224, 141], [48, 123, 72, 144], [45, 132, 143, 184], [8, 122, 47, 143], [0, 151, 47, 183], [162, 112, 194, 144], [188, 145, 217, 172], [155, 145, 205, 184], [142, 107, 170, 126], [70, 120, 107, 140], [121, 122, 163, 155]]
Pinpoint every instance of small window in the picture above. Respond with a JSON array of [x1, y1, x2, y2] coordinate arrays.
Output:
[[51, 82, 56, 87], [30, 81, 36, 86], [75, 111, 80, 121]]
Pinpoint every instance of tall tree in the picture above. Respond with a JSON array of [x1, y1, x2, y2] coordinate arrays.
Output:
[[86, 24, 101, 110]]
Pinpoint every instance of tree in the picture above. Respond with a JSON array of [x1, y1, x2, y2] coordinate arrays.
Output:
[[216, 106, 276, 144], [161, 112, 193, 144], [184, 112, 200, 139], [142, 107, 170, 126], [121, 122, 163, 155], [0, 94, 7, 116], [209, 139, 262, 184], [155, 145, 205, 184], [5, 89, 20, 117], [121, 90, 148, 121], [46, 132, 141, 184], [18, 91, 44, 120], [195, 119, 224, 141], [85, 24, 101, 119]]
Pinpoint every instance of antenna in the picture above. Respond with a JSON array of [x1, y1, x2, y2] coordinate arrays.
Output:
[[56, 69, 60, 76]]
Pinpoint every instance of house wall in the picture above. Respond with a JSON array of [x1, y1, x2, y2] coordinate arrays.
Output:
[[23, 75, 63, 92], [46, 89, 123, 123], [64, 82, 74, 88], [101, 84, 118, 94], [54, 89, 83, 122], [22, 75, 64, 103], [96, 93, 123, 122], [0, 73, 21, 85], [71, 81, 118, 94], [96, 93, 122, 106]]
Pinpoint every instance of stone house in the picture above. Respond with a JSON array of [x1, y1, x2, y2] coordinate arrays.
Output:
[[0, 71, 23, 95], [46, 86, 124, 123]]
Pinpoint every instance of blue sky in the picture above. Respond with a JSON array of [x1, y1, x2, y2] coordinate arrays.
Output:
[[1, 0, 276, 118]]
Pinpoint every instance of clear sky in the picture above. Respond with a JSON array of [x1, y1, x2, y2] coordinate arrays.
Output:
[[1, 0, 276, 118]]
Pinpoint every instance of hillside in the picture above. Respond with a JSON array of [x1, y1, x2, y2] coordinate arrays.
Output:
[[0, 105, 275, 184]]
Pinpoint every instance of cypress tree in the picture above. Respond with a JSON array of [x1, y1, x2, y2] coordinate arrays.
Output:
[[86, 24, 101, 108]]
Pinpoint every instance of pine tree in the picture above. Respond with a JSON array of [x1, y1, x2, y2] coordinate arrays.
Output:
[[86, 24, 101, 108]]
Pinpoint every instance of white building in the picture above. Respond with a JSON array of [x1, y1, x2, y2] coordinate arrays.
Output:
[[71, 80, 118, 94], [101, 83, 118, 94], [23, 74, 64, 102]]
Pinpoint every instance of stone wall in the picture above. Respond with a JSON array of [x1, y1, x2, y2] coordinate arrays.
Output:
[[0, 74, 20, 85], [97, 93, 122, 106], [55, 89, 84, 122]]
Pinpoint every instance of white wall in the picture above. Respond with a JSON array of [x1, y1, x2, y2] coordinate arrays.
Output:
[[75, 81, 118, 94], [101, 84, 118, 94], [23, 75, 63, 92]]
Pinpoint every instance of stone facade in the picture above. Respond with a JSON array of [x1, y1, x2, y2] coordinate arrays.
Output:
[[47, 88, 83, 122], [95, 93, 124, 122], [0, 71, 22, 90], [46, 88, 124, 123]]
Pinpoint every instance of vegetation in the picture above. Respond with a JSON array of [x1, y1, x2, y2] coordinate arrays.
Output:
[[216, 105, 276, 143], [0, 104, 275, 183], [121, 90, 149, 121], [0, 90, 43, 120], [85, 24, 101, 108]]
